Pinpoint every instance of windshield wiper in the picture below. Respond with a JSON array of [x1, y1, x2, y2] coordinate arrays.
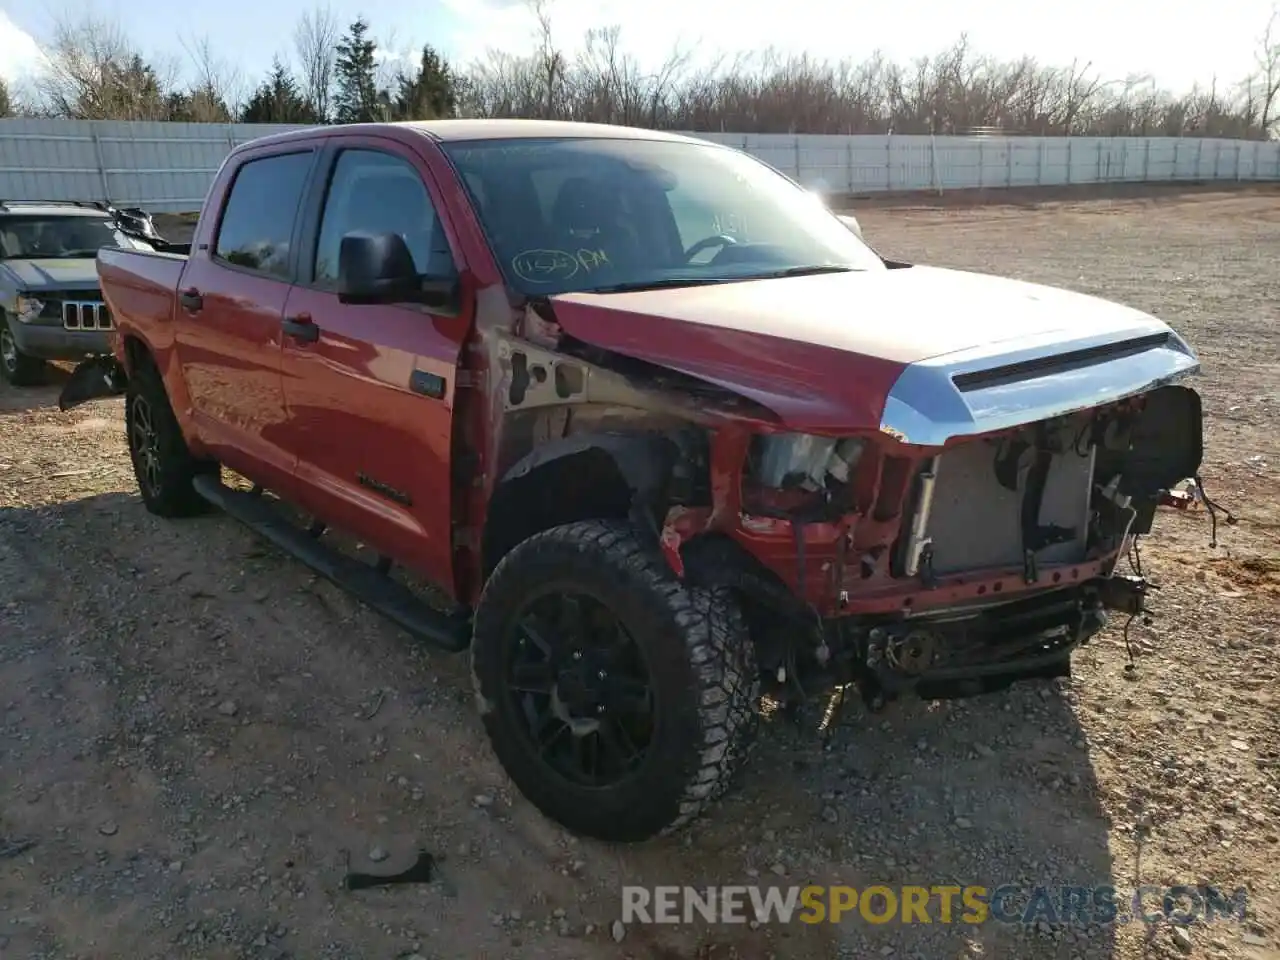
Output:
[[583, 277, 740, 294], [759, 264, 857, 278], [580, 265, 857, 295]]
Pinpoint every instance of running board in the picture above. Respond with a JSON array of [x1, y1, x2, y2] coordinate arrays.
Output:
[[191, 475, 471, 652]]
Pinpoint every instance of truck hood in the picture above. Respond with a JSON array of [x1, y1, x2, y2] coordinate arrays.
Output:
[[0, 258, 101, 292], [548, 265, 1200, 442]]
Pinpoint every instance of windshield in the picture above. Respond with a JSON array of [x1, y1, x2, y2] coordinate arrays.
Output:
[[0, 216, 148, 259], [440, 137, 885, 295]]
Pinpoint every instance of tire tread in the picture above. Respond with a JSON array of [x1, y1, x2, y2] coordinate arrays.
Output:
[[471, 518, 759, 840]]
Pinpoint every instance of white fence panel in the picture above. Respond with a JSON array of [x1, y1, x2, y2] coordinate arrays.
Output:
[[0, 118, 306, 211], [1, 118, 1277, 212]]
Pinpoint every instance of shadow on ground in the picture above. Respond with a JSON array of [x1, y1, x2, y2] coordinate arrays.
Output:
[[0, 364, 70, 415], [650, 683, 1124, 958], [1, 490, 1125, 959]]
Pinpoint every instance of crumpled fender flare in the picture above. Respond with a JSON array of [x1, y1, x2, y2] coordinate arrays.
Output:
[[498, 430, 678, 525], [481, 431, 680, 575]]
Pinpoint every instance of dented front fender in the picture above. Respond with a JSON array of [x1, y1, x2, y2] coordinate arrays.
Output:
[[58, 355, 128, 411]]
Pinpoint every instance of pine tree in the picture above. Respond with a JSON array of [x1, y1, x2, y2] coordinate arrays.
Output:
[[241, 59, 317, 123], [167, 85, 233, 122], [0, 78, 11, 118], [333, 17, 379, 123], [392, 44, 458, 120]]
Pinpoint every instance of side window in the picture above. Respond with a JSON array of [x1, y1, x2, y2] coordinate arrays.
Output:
[[214, 151, 313, 278], [313, 149, 454, 287]]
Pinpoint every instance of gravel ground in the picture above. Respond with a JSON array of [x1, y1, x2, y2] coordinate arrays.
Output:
[[1, 185, 1277, 960]]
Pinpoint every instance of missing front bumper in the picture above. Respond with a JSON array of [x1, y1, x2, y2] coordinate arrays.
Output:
[[58, 354, 128, 411], [844, 588, 1109, 706]]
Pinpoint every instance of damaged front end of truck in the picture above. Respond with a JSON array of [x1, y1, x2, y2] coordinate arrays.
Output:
[[714, 380, 1205, 715], [474, 290, 1218, 726]]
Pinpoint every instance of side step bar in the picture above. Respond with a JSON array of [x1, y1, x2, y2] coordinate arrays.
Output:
[[191, 475, 471, 652]]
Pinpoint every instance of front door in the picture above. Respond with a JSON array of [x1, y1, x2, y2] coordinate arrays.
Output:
[[175, 147, 318, 493], [279, 139, 469, 589]]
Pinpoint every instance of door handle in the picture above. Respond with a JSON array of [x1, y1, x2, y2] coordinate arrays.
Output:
[[179, 287, 203, 312], [282, 313, 319, 343]]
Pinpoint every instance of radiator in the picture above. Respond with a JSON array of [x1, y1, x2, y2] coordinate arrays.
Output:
[[919, 418, 1095, 575]]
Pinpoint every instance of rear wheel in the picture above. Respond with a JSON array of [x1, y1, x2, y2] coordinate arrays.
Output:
[[125, 355, 217, 517], [0, 315, 48, 386], [471, 519, 759, 842]]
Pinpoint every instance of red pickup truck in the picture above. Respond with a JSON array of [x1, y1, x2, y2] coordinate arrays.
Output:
[[60, 119, 1208, 843]]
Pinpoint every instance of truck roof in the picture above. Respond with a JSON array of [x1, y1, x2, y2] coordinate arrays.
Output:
[[230, 119, 709, 153]]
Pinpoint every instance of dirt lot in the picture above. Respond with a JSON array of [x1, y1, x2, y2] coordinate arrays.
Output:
[[2, 186, 1278, 960]]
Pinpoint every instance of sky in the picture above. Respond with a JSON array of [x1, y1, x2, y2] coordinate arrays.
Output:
[[1, 0, 1275, 96]]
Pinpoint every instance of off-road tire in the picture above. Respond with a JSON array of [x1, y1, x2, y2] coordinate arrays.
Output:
[[0, 314, 49, 386], [126, 353, 217, 517], [706, 593, 760, 801], [471, 519, 760, 842]]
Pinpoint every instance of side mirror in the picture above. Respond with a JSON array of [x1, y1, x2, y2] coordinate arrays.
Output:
[[337, 231, 459, 310]]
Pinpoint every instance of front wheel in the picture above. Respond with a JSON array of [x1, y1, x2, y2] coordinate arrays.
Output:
[[471, 519, 759, 842], [0, 315, 48, 386]]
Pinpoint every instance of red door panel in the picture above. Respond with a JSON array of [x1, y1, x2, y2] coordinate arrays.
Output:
[[172, 146, 319, 496], [177, 257, 294, 491], [280, 289, 461, 583], [278, 137, 472, 593]]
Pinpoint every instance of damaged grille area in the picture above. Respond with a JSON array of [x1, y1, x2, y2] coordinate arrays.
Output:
[[914, 412, 1096, 577]]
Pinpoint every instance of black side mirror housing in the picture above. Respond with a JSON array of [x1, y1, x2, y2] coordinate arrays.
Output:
[[336, 231, 459, 311]]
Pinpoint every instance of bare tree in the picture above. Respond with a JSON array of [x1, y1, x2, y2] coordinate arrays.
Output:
[[33, 12, 172, 120], [569, 26, 690, 126], [530, 0, 565, 119], [294, 3, 340, 121], [1251, 6, 1280, 136], [451, 15, 1278, 140], [372, 26, 416, 109], [179, 34, 246, 119], [17, 3, 1279, 137]]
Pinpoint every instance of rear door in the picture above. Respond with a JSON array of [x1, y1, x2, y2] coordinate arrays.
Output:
[[175, 144, 319, 494], [278, 135, 471, 588]]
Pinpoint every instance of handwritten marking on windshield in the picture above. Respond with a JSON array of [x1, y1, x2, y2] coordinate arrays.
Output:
[[512, 248, 613, 283], [576, 249, 610, 271], [712, 213, 747, 237], [512, 249, 579, 283]]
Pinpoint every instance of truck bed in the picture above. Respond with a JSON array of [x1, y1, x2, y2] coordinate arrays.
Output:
[[97, 246, 188, 337]]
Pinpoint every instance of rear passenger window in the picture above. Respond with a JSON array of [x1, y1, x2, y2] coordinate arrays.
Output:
[[313, 149, 455, 287], [214, 151, 313, 279]]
